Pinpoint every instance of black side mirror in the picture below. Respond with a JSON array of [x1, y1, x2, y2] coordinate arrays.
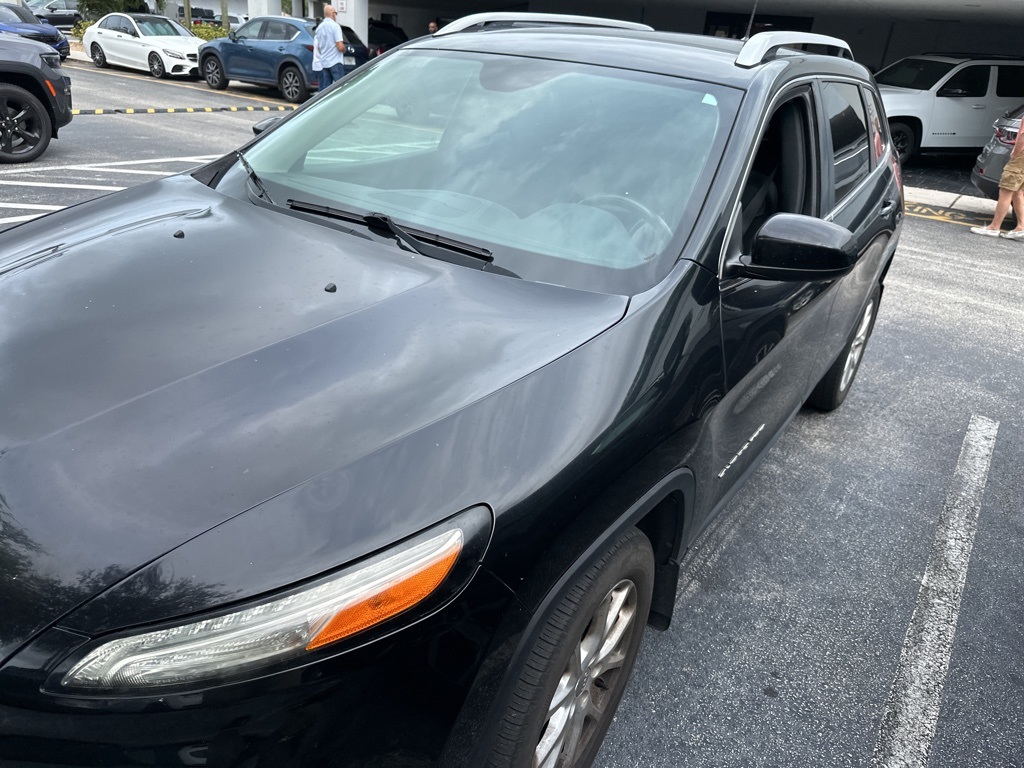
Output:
[[937, 87, 967, 97], [724, 213, 858, 282], [227, 30, 237, 41], [252, 116, 283, 136]]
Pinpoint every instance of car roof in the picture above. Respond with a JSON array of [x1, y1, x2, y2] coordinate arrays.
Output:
[[412, 26, 869, 91]]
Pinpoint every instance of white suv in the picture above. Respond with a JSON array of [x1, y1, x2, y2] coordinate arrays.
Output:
[[876, 53, 1024, 163]]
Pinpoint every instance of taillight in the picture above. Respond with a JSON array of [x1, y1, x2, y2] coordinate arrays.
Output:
[[304, 44, 314, 51], [996, 127, 1018, 146]]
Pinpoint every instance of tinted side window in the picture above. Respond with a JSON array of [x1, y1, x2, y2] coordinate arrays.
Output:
[[863, 87, 887, 167], [942, 65, 990, 97], [235, 20, 263, 40], [99, 15, 117, 29], [997, 66, 1024, 98], [822, 82, 870, 204], [264, 20, 296, 41]]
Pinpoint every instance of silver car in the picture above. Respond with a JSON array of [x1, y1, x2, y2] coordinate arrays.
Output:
[[972, 103, 1024, 199]]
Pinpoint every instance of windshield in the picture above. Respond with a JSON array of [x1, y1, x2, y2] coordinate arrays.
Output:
[[137, 16, 193, 36], [876, 57, 957, 90], [0, 4, 40, 23], [241, 50, 738, 294]]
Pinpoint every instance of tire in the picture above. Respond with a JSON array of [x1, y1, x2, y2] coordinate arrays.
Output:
[[203, 56, 227, 90], [889, 120, 918, 165], [806, 285, 880, 412], [0, 83, 53, 164], [148, 52, 166, 79], [488, 527, 654, 768], [278, 64, 305, 103], [90, 43, 107, 68]]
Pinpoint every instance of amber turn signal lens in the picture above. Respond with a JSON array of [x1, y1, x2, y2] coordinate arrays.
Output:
[[306, 535, 462, 650]]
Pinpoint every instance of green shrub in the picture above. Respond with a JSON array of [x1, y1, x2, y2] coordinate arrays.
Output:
[[191, 25, 229, 41], [71, 19, 94, 39]]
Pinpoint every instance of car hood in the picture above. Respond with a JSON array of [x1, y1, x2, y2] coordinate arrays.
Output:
[[0, 174, 627, 662], [0, 21, 58, 34]]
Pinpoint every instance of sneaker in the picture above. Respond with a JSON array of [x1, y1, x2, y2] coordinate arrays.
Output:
[[970, 226, 1002, 237], [1001, 229, 1024, 239]]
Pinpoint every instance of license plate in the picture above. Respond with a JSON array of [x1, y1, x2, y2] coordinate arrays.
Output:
[[343, 56, 355, 66]]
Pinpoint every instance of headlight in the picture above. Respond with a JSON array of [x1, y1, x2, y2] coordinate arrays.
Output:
[[56, 30, 65, 40], [55, 506, 491, 694], [163, 48, 185, 59], [39, 52, 60, 69]]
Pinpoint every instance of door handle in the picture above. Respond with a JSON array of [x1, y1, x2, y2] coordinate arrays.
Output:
[[972, 105, 987, 109], [880, 199, 897, 216]]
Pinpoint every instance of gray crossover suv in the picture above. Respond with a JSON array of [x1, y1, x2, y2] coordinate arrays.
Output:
[[972, 103, 1024, 199], [0, 30, 72, 162]]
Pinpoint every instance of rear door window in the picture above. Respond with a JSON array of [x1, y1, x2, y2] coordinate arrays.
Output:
[[941, 65, 990, 97], [997, 65, 1024, 98], [821, 81, 870, 204]]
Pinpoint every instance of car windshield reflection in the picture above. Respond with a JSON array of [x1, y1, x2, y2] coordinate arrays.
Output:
[[242, 50, 738, 294]]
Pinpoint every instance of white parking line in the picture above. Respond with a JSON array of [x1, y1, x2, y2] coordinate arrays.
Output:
[[0, 180, 125, 191], [0, 202, 63, 211], [0, 155, 221, 176], [872, 414, 999, 768], [0, 214, 49, 224]]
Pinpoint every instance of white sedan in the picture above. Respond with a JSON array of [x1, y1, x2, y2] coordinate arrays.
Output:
[[84, 13, 202, 78]]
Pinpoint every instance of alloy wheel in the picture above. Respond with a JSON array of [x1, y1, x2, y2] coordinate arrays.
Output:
[[534, 578, 639, 768], [840, 299, 875, 393]]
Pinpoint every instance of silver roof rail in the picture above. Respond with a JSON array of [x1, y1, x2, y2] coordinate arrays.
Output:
[[736, 31, 852, 68], [435, 12, 653, 37]]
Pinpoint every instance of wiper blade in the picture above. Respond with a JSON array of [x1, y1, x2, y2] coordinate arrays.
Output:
[[236, 151, 274, 205], [287, 199, 518, 277]]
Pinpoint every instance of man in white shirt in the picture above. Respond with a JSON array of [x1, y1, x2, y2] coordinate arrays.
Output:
[[313, 5, 347, 89]]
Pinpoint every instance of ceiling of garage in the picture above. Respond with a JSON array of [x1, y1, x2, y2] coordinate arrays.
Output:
[[676, 0, 1023, 23]]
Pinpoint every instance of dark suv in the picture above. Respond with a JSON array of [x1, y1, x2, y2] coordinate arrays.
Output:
[[0, 13, 900, 767], [0, 31, 71, 162]]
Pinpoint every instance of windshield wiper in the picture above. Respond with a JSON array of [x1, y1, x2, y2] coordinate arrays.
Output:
[[236, 151, 275, 205], [287, 199, 518, 277]]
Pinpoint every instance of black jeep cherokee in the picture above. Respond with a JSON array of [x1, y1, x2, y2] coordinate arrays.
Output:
[[0, 13, 901, 767], [0, 30, 71, 162]]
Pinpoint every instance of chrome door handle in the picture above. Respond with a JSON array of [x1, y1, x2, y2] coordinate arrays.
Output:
[[972, 105, 987, 109]]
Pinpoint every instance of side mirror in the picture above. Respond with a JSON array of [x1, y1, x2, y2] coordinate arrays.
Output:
[[227, 30, 236, 41], [724, 213, 858, 282], [937, 87, 967, 97], [252, 116, 283, 136]]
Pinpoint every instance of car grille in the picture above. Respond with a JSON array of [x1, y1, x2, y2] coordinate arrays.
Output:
[[187, 53, 197, 62], [24, 32, 61, 44]]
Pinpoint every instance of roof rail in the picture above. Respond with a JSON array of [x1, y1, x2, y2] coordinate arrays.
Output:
[[736, 31, 852, 68], [435, 12, 653, 37]]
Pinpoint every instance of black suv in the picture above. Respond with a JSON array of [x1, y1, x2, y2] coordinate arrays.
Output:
[[0, 31, 71, 162], [0, 13, 901, 768]]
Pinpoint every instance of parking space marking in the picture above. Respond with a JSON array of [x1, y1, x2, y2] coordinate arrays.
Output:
[[0, 202, 63, 211], [904, 203, 988, 227], [0, 180, 125, 191], [872, 415, 999, 768], [71, 105, 297, 116]]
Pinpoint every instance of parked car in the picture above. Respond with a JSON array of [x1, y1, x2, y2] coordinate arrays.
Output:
[[199, 16, 366, 102], [83, 13, 201, 78], [971, 103, 1024, 199], [175, 4, 212, 25], [0, 2, 68, 59], [206, 12, 244, 28], [26, 0, 81, 29], [0, 13, 901, 767], [368, 17, 406, 57], [0, 31, 71, 161], [877, 53, 1024, 163]]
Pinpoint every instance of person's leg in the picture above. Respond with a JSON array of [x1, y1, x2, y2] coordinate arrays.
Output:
[[1009, 188, 1024, 232], [972, 187, 1014, 235], [329, 62, 345, 83]]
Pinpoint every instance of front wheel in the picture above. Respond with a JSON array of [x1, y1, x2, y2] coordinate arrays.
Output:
[[278, 64, 305, 103], [807, 285, 880, 412], [889, 121, 918, 165], [487, 527, 654, 768], [148, 52, 166, 78], [0, 84, 53, 163], [203, 56, 227, 89]]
